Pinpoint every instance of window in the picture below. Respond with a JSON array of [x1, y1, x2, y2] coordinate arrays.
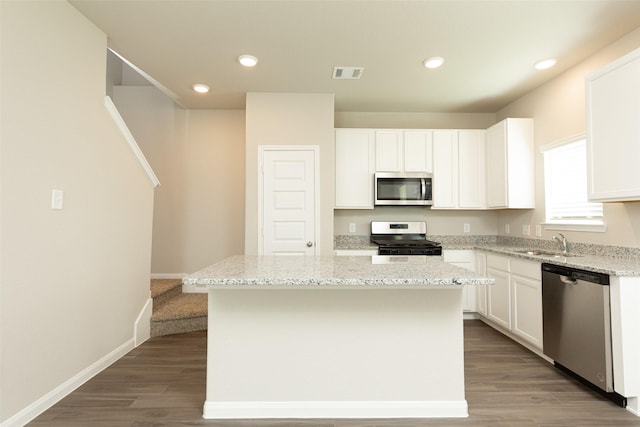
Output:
[[542, 136, 605, 231]]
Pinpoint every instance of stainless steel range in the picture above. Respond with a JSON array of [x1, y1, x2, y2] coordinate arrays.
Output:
[[370, 221, 442, 256]]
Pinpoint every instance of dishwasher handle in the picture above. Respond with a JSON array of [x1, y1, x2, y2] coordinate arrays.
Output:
[[560, 275, 578, 285], [542, 263, 610, 285]]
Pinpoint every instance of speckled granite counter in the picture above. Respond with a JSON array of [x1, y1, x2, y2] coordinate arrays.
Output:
[[334, 235, 640, 277], [184, 254, 493, 288]]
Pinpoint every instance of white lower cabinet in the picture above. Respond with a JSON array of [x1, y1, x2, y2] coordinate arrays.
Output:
[[443, 250, 477, 312], [475, 252, 488, 316], [482, 253, 542, 350], [510, 259, 543, 349]]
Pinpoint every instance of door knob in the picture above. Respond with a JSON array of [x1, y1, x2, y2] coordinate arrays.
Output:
[[306, 241, 313, 247]]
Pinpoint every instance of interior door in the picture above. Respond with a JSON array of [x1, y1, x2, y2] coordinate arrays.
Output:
[[261, 147, 317, 255]]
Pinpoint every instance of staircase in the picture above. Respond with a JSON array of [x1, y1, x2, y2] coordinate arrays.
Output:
[[150, 279, 207, 337]]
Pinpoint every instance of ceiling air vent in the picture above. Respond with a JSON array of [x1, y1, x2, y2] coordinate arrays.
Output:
[[332, 67, 364, 79]]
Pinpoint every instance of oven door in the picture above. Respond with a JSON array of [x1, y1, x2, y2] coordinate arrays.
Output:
[[375, 173, 432, 206]]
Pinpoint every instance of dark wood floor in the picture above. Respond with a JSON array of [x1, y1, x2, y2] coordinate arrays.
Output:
[[30, 320, 640, 426]]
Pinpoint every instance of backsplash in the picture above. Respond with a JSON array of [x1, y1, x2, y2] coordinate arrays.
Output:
[[334, 234, 640, 260], [496, 236, 640, 260]]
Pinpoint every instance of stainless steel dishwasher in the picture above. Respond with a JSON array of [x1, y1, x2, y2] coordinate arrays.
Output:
[[542, 263, 625, 406]]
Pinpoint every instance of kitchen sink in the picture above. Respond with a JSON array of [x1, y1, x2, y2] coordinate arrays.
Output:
[[512, 249, 582, 258]]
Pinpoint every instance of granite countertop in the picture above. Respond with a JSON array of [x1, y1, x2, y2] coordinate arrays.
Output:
[[184, 255, 494, 288], [333, 235, 640, 277], [473, 244, 640, 277]]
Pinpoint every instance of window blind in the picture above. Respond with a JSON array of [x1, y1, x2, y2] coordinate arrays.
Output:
[[543, 139, 603, 224]]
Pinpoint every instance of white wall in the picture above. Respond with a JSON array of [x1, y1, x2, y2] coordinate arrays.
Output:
[[113, 87, 246, 275], [0, 2, 154, 423], [245, 93, 335, 255], [496, 27, 640, 248]]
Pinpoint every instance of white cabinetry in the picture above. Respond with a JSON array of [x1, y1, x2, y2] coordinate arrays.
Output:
[[475, 251, 488, 316], [404, 130, 433, 172], [486, 254, 512, 330], [335, 129, 375, 209], [510, 259, 543, 349], [375, 130, 404, 172], [375, 130, 433, 173], [443, 250, 477, 312], [484, 253, 542, 349], [433, 130, 485, 209], [485, 118, 534, 209], [587, 47, 640, 202]]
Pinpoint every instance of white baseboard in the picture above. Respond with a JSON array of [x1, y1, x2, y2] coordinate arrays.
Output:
[[203, 400, 468, 419], [1, 339, 134, 427], [134, 297, 153, 346]]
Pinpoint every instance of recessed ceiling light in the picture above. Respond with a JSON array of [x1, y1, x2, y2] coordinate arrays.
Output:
[[238, 54, 258, 67], [535, 58, 556, 70], [423, 57, 445, 69], [192, 83, 210, 93]]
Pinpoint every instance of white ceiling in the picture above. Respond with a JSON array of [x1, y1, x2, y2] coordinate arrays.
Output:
[[69, 0, 640, 113]]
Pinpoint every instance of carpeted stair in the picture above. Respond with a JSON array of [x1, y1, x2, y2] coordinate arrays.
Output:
[[150, 279, 207, 337]]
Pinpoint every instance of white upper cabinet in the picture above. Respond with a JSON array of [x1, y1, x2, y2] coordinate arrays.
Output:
[[403, 130, 433, 172], [433, 130, 486, 209], [335, 129, 375, 209], [485, 118, 534, 209], [375, 130, 404, 171], [587, 48, 640, 202], [375, 130, 433, 173], [433, 130, 459, 209], [458, 130, 486, 209]]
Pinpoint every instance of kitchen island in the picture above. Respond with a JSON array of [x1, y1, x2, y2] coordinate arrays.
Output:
[[184, 255, 494, 420]]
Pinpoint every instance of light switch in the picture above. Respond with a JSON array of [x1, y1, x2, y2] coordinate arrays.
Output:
[[522, 224, 530, 236], [536, 225, 542, 237], [349, 223, 356, 233], [51, 189, 64, 210], [463, 223, 470, 233], [504, 224, 510, 234]]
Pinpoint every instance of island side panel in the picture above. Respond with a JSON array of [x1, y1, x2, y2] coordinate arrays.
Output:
[[204, 288, 467, 419]]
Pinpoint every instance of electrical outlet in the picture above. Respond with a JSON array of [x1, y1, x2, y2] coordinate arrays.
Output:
[[349, 223, 356, 233], [504, 224, 510, 234], [536, 225, 542, 237], [463, 223, 470, 233], [522, 224, 530, 236]]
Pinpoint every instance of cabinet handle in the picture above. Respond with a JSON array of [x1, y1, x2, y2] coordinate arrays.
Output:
[[306, 241, 314, 247]]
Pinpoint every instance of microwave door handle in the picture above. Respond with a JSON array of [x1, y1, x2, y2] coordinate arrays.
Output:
[[421, 178, 426, 200]]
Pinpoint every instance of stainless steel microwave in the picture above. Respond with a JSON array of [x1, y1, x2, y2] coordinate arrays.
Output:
[[374, 172, 433, 206]]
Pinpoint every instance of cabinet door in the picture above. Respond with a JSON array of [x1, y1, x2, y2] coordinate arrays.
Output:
[[475, 252, 488, 316], [432, 130, 459, 208], [458, 130, 486, 208], [486, 119, 534, 208], [587, 48, 640, 202], [511, 273, 543, 349], [485, 121, 508, 208], [404, 130, 433, 172], [487, 266, 511, 330], [443, 250, 476, 312], [375, 130, 403, 172], [335, 129, 375, 209]]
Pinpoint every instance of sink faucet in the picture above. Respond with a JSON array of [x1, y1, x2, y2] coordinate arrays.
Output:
[[553, 233, 568, 255]]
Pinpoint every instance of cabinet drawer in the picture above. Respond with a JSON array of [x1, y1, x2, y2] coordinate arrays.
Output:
[[511, 258, 541, 280], [486, 253, 509, 271], [443, 250, 474, 263]]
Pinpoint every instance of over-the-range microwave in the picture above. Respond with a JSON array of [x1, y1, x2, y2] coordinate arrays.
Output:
[[374, 172, 433, 206]]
